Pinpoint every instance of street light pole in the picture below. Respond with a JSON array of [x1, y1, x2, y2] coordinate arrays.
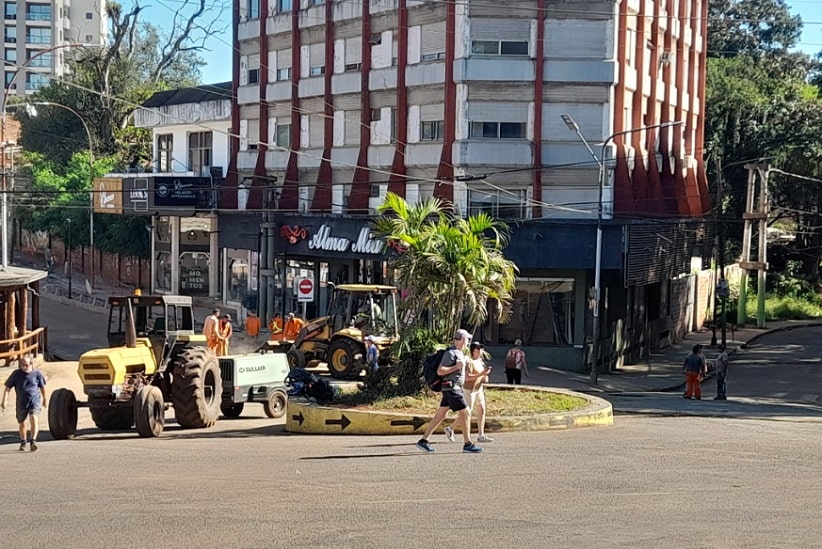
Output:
[[562, 115, 684, 384], [26, 102, 94, 287], [66, 217, 72, 299]]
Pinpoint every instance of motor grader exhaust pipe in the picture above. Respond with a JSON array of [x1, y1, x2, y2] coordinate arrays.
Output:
[[125, 295, 137, 349]]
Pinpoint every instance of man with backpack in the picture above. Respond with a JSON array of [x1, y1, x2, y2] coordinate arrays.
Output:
[[415, 329, 483, 454]]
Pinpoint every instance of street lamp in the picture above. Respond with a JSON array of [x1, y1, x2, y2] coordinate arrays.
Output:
[[1, 43, 95, 269], [25, 102, 95, 287], [562, 115, 684, 384], [66, 217, 72, 299]]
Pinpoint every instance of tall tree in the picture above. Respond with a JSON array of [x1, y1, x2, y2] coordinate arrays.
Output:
[[372, 193, 518, 340]]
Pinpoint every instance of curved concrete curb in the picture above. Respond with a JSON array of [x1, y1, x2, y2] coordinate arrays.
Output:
[[285, 385, 613, 435]]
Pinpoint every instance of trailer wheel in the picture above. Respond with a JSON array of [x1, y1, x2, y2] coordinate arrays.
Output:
[[220, 402, 244, 418], [327, 338, 364, 380], [171, 348, 222, 429], [134, 386, 165, 438], [48, 388, 78, 440], [264, 389, 287, 419]]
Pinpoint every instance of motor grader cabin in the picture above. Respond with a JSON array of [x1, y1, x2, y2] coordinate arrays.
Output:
[[48, 291, 222, 439], [287, 284, 399, 379]]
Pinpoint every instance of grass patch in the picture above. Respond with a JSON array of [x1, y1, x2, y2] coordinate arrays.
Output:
[[332, 388, 588, 416], [744, 294, 822, 321]]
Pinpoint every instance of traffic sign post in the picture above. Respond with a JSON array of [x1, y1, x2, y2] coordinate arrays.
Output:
[[296, 277, 314, 303]]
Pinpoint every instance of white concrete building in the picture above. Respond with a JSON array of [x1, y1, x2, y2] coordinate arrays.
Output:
[[3, 0, 107, 96]]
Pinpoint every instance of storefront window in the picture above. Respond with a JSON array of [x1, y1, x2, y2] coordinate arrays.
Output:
[[228, 257, 249, 302], [500, 279, 576, 346], [180, 252, 210, 296]]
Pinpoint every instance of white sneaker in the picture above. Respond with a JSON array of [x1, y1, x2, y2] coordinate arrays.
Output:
[[444, 426, 456, 443], [477, 434, 494, 442]]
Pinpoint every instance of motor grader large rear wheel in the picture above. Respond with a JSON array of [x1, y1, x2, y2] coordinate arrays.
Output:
[[48, 388, 78, 440], [171, 347, 222, 429], [90, 401, 134, 430], [327, 338, 364, 380]]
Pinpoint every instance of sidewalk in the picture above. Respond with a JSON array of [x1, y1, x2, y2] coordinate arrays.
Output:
[[484, 320, 822, 395]]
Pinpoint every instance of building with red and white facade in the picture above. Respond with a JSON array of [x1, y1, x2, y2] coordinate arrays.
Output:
[[222, 0, 711, 371]]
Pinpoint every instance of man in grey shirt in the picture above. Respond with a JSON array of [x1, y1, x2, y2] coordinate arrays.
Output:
[[416, 329, 483, 454]]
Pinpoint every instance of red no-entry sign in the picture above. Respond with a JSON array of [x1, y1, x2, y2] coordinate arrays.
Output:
[[296, 277, 314, 302]]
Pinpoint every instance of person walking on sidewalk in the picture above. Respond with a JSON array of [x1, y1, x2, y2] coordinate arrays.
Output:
[[714, 344, 729, 400], [683, 344, 707, 399], [416, 329, 483, 454], [504, 339, 529, 385], [1, 355, 47, 451]]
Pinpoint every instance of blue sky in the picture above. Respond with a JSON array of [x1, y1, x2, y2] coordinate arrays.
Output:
[[793, 0, 822, 57], [189, 2, 822, 84]]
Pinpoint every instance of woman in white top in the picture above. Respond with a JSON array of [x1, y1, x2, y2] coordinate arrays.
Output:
[[465, 341, 493, 443]]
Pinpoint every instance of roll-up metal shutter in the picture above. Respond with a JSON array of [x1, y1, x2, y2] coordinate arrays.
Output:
[[471, 18, 531, 41], [278, 48, 292, 69], [345, 37, 361, 64], [420, 104, 444, 121], [420, 22, 445, 56]]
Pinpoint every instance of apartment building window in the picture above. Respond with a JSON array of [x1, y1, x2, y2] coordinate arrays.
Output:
[[276, 67, 291, 81], [85, 12, 92, 19], [309, 0, 324, 5], [4, 47, 14, 62], [26, 27, 50, 44], [85, 34, 93, 43], [308, 43, 323, 77], [4, 71, 12, 86], [470, 122, 526, 139], [471, 40, 528, 56], [277, 0, 291, 11], [4, 2, 16, 19], [248, 68, 259, 84], [468, 188, 526, 221], [25, 72, 48, 90], [26, 50, 50, 67], [421, 120, 444, 141], [4, 26, 15, 43], [275, 124, 291, 148], [157, 134, 173, 172], [26, 4, 52, 21], [188, 131, 213, 175], [419, 21, 445, 62], [246, 0, 259, 19]]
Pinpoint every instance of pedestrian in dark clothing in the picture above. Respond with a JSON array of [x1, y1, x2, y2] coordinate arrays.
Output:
[[2, 355, 47, 451], [683, 344, 707, 399], [415, 329, 483, 454], [714, 344, 729, 400]]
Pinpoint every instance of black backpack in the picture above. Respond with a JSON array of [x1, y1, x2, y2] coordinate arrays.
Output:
[[423, 349, 447, 392], [287, 368, 334, 403]]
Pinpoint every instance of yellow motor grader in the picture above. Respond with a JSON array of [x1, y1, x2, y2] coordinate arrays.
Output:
[[48, 291, 222, 438]]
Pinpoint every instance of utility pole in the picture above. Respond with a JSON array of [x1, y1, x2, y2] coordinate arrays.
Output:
[[737, 163, 770, 328]]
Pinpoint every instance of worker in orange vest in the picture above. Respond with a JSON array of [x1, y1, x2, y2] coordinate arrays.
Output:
[[268, 313, 284, 341], [283, 312, 304, 341], [245, 310, 261, 339], [203, 308, 220, 353]]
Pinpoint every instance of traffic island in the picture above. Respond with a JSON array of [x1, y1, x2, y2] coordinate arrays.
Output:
[[285, 385, 613, 435]]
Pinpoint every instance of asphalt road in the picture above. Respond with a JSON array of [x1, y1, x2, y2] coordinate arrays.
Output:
[[10, 300, 822, 547], [1, 415, 821, 548]]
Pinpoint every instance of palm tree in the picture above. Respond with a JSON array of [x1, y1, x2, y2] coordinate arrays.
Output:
[[373, 192, 518, 341]]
